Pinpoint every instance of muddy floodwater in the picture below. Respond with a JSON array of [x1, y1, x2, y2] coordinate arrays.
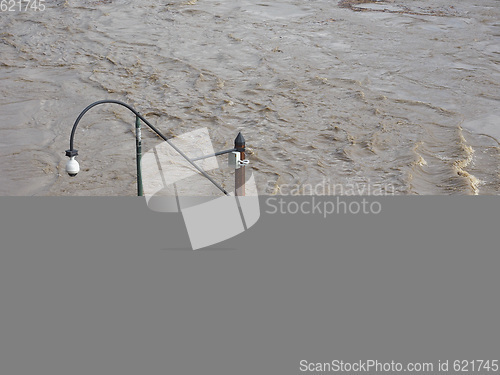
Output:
[[1, 0, 499, 195]]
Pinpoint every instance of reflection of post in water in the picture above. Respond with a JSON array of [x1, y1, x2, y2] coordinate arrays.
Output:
[[235, 132, 245, 196]]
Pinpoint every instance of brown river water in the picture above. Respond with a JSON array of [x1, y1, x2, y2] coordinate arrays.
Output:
[[1, 0, 499, 195]]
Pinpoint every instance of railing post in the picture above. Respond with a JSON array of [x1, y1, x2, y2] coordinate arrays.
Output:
[[234, 132, 245, 196], [136, 115, 143, 196]]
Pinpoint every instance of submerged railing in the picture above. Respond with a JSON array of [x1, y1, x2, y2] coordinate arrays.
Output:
[[64, 100, 247, 196]]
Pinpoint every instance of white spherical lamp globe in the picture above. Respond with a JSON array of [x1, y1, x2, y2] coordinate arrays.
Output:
[[66, 157, 80, 177]]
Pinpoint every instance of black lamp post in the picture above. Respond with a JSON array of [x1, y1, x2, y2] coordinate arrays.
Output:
[[65, 100, 233, 196]]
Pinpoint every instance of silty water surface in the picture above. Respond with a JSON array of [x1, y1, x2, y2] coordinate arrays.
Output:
[[0, 0, 498, 195]]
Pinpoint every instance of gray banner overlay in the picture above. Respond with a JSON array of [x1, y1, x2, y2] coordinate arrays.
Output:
[[0, 197, 498, 375]]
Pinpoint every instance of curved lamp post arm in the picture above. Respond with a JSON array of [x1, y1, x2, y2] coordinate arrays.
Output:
[[65, 99, 229, 196]]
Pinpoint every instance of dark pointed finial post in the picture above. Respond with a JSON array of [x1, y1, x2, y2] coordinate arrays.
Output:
[[234, 132, 245, 196]]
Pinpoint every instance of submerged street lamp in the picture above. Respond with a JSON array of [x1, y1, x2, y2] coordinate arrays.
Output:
[[65, 100, 244, 196]]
